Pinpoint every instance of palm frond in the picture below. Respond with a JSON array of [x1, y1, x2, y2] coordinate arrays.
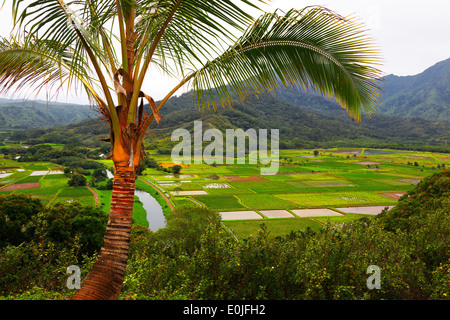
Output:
[[0, 37, 108, 113], [188, 7, 383, 120], [134, 0, 267, 77]]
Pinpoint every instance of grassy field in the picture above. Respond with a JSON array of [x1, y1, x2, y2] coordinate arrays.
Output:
[[142, 147, 449, 238], [0, 158, 151, 227], [2, 147, 449, 239]]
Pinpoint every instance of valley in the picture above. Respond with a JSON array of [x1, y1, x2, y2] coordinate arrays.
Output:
[[2, 144, 447, 240]]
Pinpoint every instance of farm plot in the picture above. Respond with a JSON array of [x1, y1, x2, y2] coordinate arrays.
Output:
[[219, 210, 263, 220], [291, 209, 343, 217], [274, 191, 396, 208], [159, 181, 203, 191], [226, 166, 262, 175], [258, 210, 295, 218], [335, 206, 395, 215], [1, 182, 41, 191], [237, 194, 298, 210], [228, 180, 302, 194], [196, 179, 252, 195], [192, 195, 246, 211], [171, 198, 198, 207], [0, 170, 31, 185], [7, 186, 62, 204], [169, 190, 208, 196], [54, 187, 95, 206]]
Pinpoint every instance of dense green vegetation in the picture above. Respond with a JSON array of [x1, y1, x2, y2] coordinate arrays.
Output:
[[1, 88, 449, 155], [0, 194, 107, 297], [0, 169, 447, 300], [142, 91, 450, 153], [379, 58, 450, 121], [0, 99, 95, 131], [0, 85, 448, 299], [278, 57, 450, 122]]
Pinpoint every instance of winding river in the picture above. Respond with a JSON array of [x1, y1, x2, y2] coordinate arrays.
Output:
[[106, 170, 166, 232]]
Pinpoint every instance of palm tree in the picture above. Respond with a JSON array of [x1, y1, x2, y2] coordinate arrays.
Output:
[[0, 0, 382, 299]]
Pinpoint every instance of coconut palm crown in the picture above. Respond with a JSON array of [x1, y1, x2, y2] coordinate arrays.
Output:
[[0, 0, 382, 299]]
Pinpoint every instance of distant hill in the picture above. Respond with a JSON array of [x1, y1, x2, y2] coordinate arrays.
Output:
[[144, 91, 449, 152], [8, 90, 448, 153], [379, 58, 450, 120], [276, 57, 450, 121], [0, 99, 97, 130], [2, 58, 449, 152]]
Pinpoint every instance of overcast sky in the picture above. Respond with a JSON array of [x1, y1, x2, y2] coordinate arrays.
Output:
[[0, 0, 449, 104]]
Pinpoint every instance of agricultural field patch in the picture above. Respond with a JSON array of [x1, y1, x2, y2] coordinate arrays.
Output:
[[259, 210, 295, 218], [0, 182, 41, 191], [377, 192, 405, 200], [23, 164, 48, 171], [57, 187, 93, 197], [219, 210, 263, 220], [53, 196, 94, 206], [395, 178, 421, 184], [171, 198, 198, 207], [303, 180, 354, 187], [43, 174, 67, 179], [226, 166, 261, 174], [291, 209, 343, 217], [237, 194, 298, 210], [14, 175, 42, 183], [192, 195, 246, 211], [170, 190, 208, 196], [224, 175, 268, 181], [274, 191, 397, 208], [227, 180, 301, 194], [202, 183, 231, 189], [335, 206, 395, 215], [159, 182, 203, 191], [29, 171, 50, 176], [41, 177, 69, 188]]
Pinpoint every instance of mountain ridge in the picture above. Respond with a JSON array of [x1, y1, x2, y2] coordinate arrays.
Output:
[[0, 98, 96, 130], [377, 57, 450, 120]]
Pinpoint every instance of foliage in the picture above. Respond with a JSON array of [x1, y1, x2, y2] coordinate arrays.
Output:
[[0, 170, 448, 299], [122, 212, 449, 300], [379, 169, 450, 232], [92, 168, 108, 182], [157, 206, 221, 255], [0, 198, 106, 296], [0, 194, 42, 247], [32, 202, 108, 256], [120, 170, 449, 300], [67, 174, 87, 187]]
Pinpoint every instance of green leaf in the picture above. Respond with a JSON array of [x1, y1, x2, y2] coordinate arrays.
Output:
[[189, 7, 383, 121]]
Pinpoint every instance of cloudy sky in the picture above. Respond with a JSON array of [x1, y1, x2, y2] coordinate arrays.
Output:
[[0, 0, 449, 104]]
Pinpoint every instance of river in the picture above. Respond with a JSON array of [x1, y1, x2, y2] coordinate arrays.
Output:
[[106, 169, 166, 231]]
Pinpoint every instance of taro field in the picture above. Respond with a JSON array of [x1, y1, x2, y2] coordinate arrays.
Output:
[[2, 148, 449, 239], [0, 157, 96, 207], [0, 156, 155, 228], [140, 148, 450, 239]]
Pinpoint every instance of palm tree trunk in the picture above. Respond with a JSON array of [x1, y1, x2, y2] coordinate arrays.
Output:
[[71, 166, 135, 300]]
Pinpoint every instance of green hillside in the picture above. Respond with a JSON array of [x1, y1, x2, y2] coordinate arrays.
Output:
[[0, 99, 96, 131], [380, 58, 450, 120], [277, 57, 450, 121], [145, 91, 449, 152], [5, 90, 448, 153]]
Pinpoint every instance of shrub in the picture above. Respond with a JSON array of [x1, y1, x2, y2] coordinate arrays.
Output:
[[32, 202, 108, 255], [92, 168, 107, 181], [67, 173, 87, 187], [0, 194, 42, 247]]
